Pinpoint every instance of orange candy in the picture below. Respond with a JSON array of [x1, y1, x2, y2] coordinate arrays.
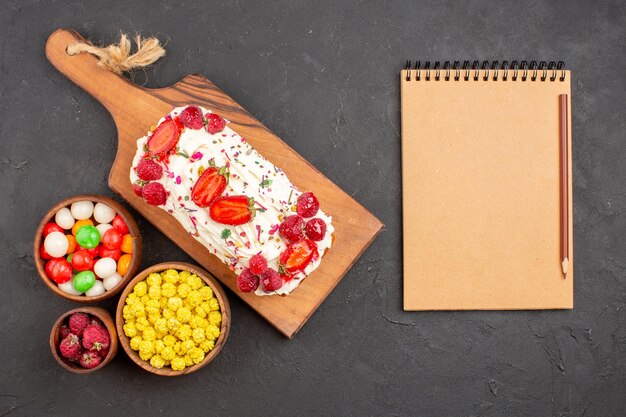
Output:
[[66, 235, 77, 254], [121, 234, 133, 254], [72, 219, 94, 236], [118, 253, 132, 276]]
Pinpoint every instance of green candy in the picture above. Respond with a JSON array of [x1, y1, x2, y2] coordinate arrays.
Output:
[[66, 254, 73, 263], [75, 225, 101, 249], [73, 271, 96, 293]]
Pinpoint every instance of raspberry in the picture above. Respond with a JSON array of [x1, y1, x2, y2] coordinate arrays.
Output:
[[132, 183, 143, 197], [59, 334, 81, 359], [305, 218, 327, 241], [82, 324, 111, 352], [205, 113, 226, 134], [98, 346, 110, 358], [136, 159, 163, 181], [279, 215, 304, 243], [260, 269, 283, 292], [68, 312, 90, 337], [79, 351, 103, 369], [248, 254, 268, 275], [237, 268, 259, 293], [179, 106, 204, 129], [296, 192, 319, 218], [59, 324, 72, 339], [91, 317, 104, 327], [142, 182, 167, 206]]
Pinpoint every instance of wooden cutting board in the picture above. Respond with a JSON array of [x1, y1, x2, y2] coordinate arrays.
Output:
[[46, 29, 383, 338]]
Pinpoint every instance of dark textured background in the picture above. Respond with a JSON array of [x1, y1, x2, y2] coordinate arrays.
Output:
[[1, 0, 625, 416]]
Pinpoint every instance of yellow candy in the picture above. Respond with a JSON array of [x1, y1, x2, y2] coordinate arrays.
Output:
[[198, 286, 213, 301], [173, 342, 182, 355], [188, 347, 205, 364], [176, 324, 192, 341], [161, 346, 175, 361], [179, 270, 191, 282], [133, 281, 147, 297], [183, 355, 194, 367], [123, 305, 134, 321], [163, 334, 176, 347], [209, 298, 220, 311], [194, 306, 207, 318], [192, 328, 205, 343], [148, 285, 161, 300], [208, 311, 222, 326], [162, 308, 174, 319], [162, 269, 180, 284], [171, 356, 185, 371], [150, 355, 165, 369], [123, 323, 137, 338], [167, 297, 183, 311], [161, 283, 176, 298], [154, 318, 168, 333], [176, 307, 192, 323], [130, 336, 142, 351], [159, 297, 169, 309], [186, 291, 202, 308], [140, 295, 150, 304], [139, 340, 154, 354], [180, 339, 195, 354], [143, 327, 156, 341], [177, 283, 191, 298], [146, 272, 162, 287], [154, 340, 165, 354], [206, 324, 220, 340], [166, 317, 181, 332]]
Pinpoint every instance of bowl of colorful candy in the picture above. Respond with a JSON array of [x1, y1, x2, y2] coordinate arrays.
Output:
[[116, 262, 230, 376], [49, 307, 118, 374], [34, 195, 142, 302]]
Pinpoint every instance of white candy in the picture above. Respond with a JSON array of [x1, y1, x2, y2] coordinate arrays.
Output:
[[94, 257, 117, 279], [70, 200, 94, 220], [59, 278, 82, 295], [96, 223, 113, 237], [86, 280, 105, 296], [44, 231, 69, 258], [54, 207, 75, 230], [93, 203, 116, 224], [103, 273, 122, 290]]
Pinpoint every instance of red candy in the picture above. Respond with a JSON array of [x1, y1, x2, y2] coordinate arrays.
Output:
[[112, 215, 129, 234], [45, 258, 73, 284], [39, 244, 53, 260], [102, 228, 123, 250], [43, 222, 64, 236], [99, 246, 122, 261], [72, 250, 95, 272]]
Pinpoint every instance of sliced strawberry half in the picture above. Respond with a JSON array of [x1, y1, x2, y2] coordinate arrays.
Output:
[[279, 239, 318, 274], [209, 196, 255, 226], [191, 163, 229, 207], [146, 117, 182, 157]]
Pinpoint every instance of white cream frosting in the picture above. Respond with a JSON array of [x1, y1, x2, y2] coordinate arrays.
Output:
[[130, 106, 333, 296]]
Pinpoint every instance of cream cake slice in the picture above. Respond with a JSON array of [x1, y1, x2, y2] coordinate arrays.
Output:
[[130, 106, 333, 296]]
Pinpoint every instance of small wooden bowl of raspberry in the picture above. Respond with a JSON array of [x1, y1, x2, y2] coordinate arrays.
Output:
[[50, 307, 118, 374], [34, 194, 143, 303]]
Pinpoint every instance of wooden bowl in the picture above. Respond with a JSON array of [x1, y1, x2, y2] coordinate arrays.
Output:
[[50, 306, 118, 374], [116, 262, 231, 376], [34, 194, 142, 302]]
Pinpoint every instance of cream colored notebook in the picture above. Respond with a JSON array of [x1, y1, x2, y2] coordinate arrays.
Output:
[[401, 61, 573, 310]]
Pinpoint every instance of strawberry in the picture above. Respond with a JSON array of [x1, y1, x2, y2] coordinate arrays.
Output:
[[82, 324, 110, 352], [305, 218, 327, 241], [179, 106, 204, 129], [205, 113, 226, 134], [279, 239, 318, 274], [78, 351, 103, 369], [191, 163, 229, 207], [146, 117, 182, 157], [209, 196, 255, 226], [142, 182, 167, 206], [260, 268, 282, 292], [237, 268, 259, 293], [248, 254, 268, 275], [279, 215, 304, 243], [59, 334, 81, 359], [136, 159, 163, 181], [296, 192, 319, 218]]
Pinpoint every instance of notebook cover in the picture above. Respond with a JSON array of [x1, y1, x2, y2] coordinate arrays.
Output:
[[401, 69, 573, 310]]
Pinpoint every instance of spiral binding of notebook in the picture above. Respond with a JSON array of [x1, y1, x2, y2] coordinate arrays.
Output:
[[404, 60, 566, 82]]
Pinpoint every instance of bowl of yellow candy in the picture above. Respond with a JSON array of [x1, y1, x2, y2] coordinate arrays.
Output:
[[116, 262, 230, 376]]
